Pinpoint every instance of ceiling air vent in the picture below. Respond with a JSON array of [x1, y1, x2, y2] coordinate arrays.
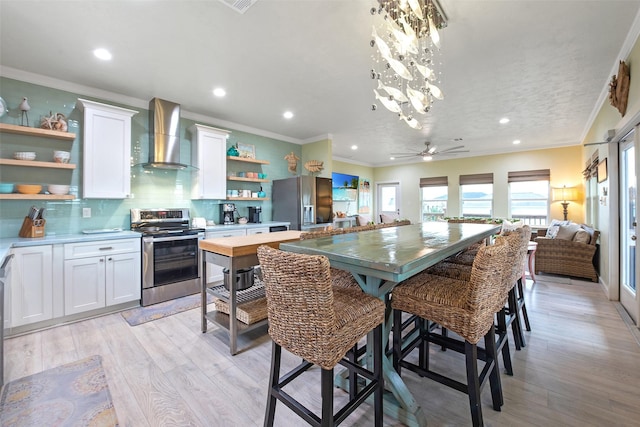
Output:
[[219, 0, 258, 14]]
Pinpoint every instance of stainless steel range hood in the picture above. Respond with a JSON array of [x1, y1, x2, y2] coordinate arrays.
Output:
[[144, 98, 188, 169]]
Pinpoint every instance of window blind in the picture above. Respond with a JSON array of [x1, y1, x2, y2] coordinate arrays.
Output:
[[419, 176, 448, 187], [459, 173, 493, 185], [507, 169, 550, 183]]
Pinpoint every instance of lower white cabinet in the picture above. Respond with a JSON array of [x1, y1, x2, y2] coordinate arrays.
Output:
[[64, 239, 140, 315], [10, 245, 53, 327], [247, 227, 270, 235], [204, 229, 247, 284]]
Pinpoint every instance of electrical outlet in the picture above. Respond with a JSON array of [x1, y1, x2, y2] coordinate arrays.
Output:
[[82, 208, 91, 218]]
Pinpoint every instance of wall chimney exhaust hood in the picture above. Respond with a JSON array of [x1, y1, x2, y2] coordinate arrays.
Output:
[[144, 97, 188, 169]]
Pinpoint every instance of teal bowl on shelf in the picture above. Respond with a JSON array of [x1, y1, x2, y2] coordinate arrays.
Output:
[[0, 183, 14, 194]]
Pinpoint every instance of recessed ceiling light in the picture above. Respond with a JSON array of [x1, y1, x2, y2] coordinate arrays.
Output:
[[283, 111, 294, 119], [499, 117, 510, 124], [390, 156, 395, 160], [351, 145, 358, 150], [93, 48, 112, 61], [213, 88, 226, 97], [513, 139, 521, 145]]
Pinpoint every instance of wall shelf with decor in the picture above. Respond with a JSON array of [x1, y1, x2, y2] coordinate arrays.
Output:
[[0, 122, 76, 200], [0, 159, 76, 170], [0, 123, 76, 141], [0, 194, 74, 200], [227, 176, 269, 183], [227, 156, 270, 165], [226, 197, 271, 201], [226, 155, 270, 201]]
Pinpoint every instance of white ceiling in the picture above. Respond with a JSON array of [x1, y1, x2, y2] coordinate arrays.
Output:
[[1, 0, 639, 166]]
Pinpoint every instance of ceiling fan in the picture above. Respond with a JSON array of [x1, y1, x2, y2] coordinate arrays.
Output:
[[391, 142, 469, 161]]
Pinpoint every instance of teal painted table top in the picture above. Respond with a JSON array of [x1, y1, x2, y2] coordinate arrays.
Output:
[[280, 222, 501, 283]]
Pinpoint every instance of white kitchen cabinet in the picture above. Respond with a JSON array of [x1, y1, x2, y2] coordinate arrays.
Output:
[[63, 238, 140, 315], [204, 229, 247, 284], [189, 124, 230, 200], [76, 98, 138, 199], [10, 245, 53, 327]]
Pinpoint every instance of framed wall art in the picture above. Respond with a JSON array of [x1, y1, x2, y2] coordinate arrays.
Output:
[[236, 142, 255, 159], [597, 158, 608, 183]]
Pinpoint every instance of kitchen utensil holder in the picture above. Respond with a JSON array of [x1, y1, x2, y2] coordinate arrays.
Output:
[[18, 217, 46, 238]]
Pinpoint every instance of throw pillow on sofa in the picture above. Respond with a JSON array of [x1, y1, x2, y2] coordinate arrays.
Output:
[[380, 213, 398, 224], [356, 214, 372, 226], [573, 230, 591, 244], [555, 223, 582, 240], [546, 219, 570, 239]]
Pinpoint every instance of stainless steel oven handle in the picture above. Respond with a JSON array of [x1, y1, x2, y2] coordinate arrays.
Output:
[[144, 234, 202, 243]]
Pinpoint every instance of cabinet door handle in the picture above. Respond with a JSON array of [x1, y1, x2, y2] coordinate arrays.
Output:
[[108, 257, 113, 261], [99, 247, 114, 251], [100, 258, 105, 263]]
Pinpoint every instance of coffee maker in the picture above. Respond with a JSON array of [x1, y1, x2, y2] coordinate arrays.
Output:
[[220, 203, 236, 225], [248, 206, 262, 223]]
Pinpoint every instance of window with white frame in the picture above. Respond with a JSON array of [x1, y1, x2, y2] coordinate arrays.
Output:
[[508, 169, 550, 226], [420, 176, 448, 221], [460, 173, 493, 218]]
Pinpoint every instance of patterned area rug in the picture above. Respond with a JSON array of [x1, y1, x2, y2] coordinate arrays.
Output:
[[0, 355, 118, 427], [121, 293, 213, 326]]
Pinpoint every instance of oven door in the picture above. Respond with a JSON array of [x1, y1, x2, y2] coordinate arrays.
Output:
[[142, 233, 202, 289]]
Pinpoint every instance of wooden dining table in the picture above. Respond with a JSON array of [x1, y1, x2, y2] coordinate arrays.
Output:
[[280, 221, 501, 427]]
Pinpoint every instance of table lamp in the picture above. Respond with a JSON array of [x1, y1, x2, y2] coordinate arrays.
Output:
[[552, 185, 578, 221]]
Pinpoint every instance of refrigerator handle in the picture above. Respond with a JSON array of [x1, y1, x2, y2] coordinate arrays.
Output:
[[303, 205, 314, 224]]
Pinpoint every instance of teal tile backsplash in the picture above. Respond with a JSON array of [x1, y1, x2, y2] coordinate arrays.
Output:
[[0, 77, 301, 238]]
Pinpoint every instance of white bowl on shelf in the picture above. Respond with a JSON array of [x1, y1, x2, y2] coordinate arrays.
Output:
[[48, 184, 70, 195], [53, 150, 70, 163], [14, 151, 36, 161]]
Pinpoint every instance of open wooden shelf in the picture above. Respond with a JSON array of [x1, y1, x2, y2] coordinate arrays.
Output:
[[0, 158, 76, 169], [227, 176, 269, 183], [0, 194, 75, 200], [227, 156, 270, 165], [0, 123, 76, 141]]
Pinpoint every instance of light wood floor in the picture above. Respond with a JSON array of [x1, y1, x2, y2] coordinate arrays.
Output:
[[4, 274, 640, 427]]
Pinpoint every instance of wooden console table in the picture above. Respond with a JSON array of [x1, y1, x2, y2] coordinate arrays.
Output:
[[199, 230, 301, 355]]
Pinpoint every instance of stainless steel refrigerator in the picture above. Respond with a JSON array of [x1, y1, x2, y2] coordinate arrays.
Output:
[[272, 176, 333, 230]]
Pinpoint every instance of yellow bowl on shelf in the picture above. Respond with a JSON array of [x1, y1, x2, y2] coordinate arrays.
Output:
[[16, 184, 42, 194]]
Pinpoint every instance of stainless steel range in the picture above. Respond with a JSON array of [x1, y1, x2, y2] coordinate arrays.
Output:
[[131, 208, 204, 306]]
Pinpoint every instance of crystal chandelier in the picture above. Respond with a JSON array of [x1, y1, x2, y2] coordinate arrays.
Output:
[[370, 0, 447, 130]]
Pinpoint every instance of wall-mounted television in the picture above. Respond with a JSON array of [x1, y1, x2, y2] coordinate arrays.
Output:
[[332, 172, 359, 189], [332, 172, 359, 202]]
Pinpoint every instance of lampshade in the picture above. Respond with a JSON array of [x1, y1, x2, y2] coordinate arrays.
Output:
[[552, 186, 579, 203]]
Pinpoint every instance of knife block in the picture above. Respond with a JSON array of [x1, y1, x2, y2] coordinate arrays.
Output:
[[18, 217, 46, 238]]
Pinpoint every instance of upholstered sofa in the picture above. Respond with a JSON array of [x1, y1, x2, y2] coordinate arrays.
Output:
[[534, 222, 599, 282]]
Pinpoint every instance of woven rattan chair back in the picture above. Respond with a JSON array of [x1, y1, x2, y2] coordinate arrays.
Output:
[[257, 245, 383, 369], [463, 239, 513, 331]]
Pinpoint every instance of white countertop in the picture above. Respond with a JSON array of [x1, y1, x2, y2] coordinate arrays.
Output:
[[0, 222, 290, 265]]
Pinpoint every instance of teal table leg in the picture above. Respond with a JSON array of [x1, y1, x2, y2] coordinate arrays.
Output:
[[335, 273, 428, 427]]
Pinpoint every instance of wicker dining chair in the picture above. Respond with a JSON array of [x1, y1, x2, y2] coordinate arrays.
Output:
[[257, 245, 385, 427], [428, 226, 532, 351], [392, 238, 513, 427]]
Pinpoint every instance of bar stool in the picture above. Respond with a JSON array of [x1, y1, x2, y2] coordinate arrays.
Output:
[[392, 238, 513, 427], [257, 245, 385, 427]]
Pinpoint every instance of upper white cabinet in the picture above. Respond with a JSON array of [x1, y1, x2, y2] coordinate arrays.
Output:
[[189, 124, 229, 200], [76, 98, 138, 199]]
